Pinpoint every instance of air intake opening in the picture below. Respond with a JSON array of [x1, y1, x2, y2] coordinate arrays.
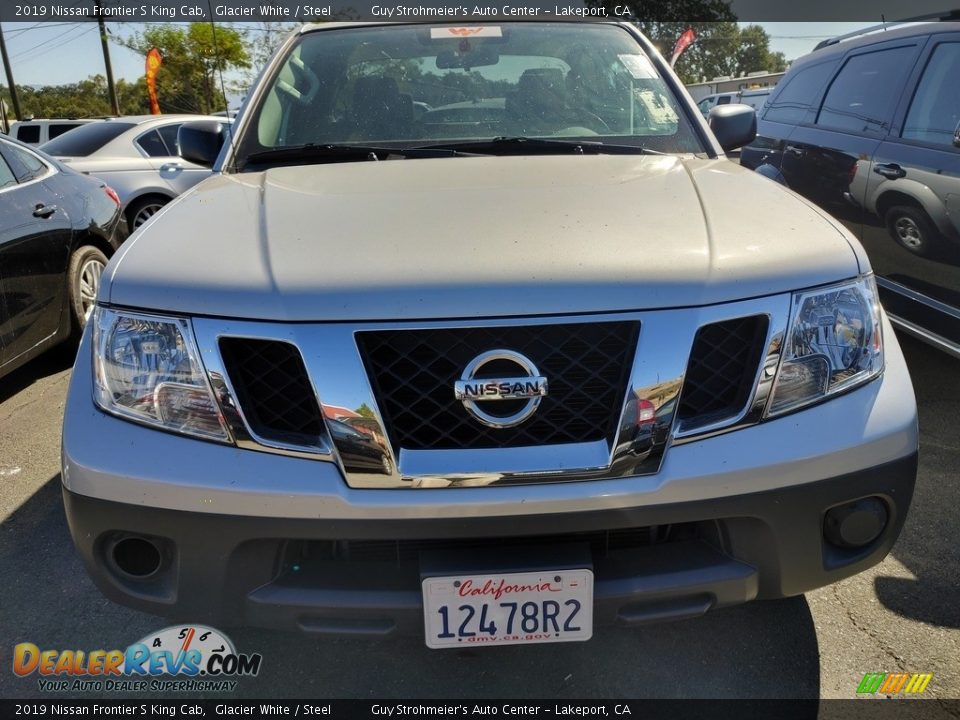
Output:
[[678, 315, 769, 431], [219, 337, 325, 447]]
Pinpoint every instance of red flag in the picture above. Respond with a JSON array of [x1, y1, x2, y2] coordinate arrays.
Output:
[[670, 28, 696, 67], [145, 48, 162, 115]]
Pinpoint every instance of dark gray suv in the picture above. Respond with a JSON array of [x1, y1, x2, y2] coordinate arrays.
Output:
[[741, 22, 960, 358]]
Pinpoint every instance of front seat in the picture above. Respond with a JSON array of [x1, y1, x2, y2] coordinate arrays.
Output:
[[505, 68, 569, 135], [351, 76, 413, 141]]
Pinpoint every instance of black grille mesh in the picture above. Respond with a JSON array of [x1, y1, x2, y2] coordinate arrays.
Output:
[[288, 525, 694, 566], [219, 337, 324, 446], [677, 315, 769, 429], [356, 322, 639, 451]]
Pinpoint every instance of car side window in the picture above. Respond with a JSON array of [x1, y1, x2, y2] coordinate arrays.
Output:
[[48, 123, 79, 140], [762, 61, 836, 125], [0, 153, 18, 190], [4, 144, 49, 182], [902, 42, 960, 148], [136, 129, 169, 157], [717, 96, 731, 105], [156, 124, 182, 156], [15, 125, 40, 144], [816, 46, 915, 134]]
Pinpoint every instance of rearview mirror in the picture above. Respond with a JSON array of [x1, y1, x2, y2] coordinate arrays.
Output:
[[178, 120, 228, 168], [708, 104, 757, 153], [436, 46, 500, 70]]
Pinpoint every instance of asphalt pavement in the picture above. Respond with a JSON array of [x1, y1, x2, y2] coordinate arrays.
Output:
[[0, 333, 957, 705]]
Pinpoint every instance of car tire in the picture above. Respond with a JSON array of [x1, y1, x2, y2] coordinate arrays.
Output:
[[885, 205, 941, 259], [127, 196, 169, 230], [68, 245, 108, 336]]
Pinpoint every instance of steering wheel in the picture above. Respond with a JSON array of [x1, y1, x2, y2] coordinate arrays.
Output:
[[555, 106, 610, 135]]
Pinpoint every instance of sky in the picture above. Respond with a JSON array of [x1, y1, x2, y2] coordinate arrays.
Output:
[[0, 21, 877, 93]]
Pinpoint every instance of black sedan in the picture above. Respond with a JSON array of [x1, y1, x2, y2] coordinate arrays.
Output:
[[0, 134, 128, 380], [740, 23, 960, 358], [326, 419, 393, 475]]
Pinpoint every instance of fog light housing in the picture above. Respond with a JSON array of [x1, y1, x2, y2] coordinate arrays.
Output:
[[824, 497, 888, 549]]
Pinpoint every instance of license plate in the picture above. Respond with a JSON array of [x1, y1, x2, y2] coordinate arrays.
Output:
[[422, 569, 593, 648]]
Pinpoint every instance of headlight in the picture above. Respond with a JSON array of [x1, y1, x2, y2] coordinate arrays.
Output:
[[767, 276, 883, 416], [92, 308, 230, 441]]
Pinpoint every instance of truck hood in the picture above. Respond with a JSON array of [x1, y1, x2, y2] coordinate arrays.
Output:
[[104, 155, 862, 321]]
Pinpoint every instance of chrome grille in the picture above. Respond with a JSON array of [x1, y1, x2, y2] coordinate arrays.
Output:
[[355, 322, 639, 451]]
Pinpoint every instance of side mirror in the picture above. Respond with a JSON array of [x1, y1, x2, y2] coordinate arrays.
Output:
[[178, 120, 227, 168], [708, 104, 757, 153]]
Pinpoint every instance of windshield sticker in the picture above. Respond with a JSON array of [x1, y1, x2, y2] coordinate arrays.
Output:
[[431, 27, 503, 39], [618, 54, 657, 79]]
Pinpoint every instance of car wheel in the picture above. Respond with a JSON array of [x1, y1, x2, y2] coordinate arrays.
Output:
[[885, 205, 940, 258], [128, 197, 168, 230], [68, 245, 108, 335]]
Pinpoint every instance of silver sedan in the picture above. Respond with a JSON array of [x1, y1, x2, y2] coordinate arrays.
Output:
[[40, 114, 230, 230]]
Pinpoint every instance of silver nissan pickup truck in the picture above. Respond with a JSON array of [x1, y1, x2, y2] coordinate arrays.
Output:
[[62, 21, 918, 648]]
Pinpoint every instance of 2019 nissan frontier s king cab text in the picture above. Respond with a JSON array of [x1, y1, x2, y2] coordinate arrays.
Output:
[[61, 21, 918, 648]]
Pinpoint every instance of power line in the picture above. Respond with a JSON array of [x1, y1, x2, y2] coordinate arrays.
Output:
[[5, 22, 77, 38], [10, 24, 94, 61], [26, 28, 100, 64]]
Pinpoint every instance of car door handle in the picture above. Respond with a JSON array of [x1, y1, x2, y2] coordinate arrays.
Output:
[[873, 163, 906, 180], [785, 145, 805, 157], [160, 163, 182, 171], [33, 204, 57, 218]]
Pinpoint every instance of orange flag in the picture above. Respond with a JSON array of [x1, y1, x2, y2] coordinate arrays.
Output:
[[670, 28, 696, 67], [145, 48, 162, 114]]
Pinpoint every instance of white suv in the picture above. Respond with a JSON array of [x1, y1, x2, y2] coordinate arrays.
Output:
[[62, 21, 918, 649], [7, 118, 100, 145]]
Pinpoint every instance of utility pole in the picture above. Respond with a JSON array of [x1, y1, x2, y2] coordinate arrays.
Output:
[[0, 23, 22, 121], [95, 1, 120, 115]]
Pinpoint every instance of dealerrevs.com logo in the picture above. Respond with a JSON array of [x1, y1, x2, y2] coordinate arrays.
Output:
[[13, 625, 262, 693]]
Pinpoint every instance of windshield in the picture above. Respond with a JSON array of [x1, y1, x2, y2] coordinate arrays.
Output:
[[235, 23, 703, 166], [40, 122, 134, 157]]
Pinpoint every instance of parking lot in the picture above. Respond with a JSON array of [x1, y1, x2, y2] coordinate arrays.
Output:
[[0, 331, 957, 704]]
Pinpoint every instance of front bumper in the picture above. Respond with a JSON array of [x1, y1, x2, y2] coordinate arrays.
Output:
[[62, 313, 919, 636], [63, 453, 916, 636]]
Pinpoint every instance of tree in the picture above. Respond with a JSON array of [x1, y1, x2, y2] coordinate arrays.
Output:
[[736, 25, 788, 76], [638, 22, 787, 84], [229, 21, 300, 99], [248, 22, 299, 76], [590, 2, 788, 83], [1, 75, 146, 119], [355, 403, 376, 419], [118, 24, 250, 114]]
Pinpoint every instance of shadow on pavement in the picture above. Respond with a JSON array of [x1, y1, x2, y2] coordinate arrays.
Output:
[[876, 335, 960, 630], [227, 595, 820, 700], [1, 475, 821, 701], [0, 342, 77, 405]]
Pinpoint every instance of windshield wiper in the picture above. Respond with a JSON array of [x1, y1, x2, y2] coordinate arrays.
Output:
[[413, 137, 667, 156], [240, 143, 467, 170]]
